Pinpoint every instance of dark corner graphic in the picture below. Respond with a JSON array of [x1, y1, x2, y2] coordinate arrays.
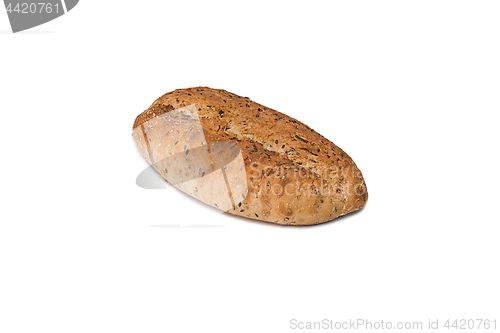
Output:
[[3, 0, 79, 33]]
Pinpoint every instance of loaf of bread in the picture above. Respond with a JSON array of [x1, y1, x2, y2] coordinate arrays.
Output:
[[133, 87, 367, 225]]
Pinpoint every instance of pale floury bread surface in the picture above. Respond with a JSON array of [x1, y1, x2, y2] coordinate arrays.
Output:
[[133, 87, 368, 225]]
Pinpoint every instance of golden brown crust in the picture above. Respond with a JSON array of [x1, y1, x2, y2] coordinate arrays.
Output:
[[133, 87, 368, 225]]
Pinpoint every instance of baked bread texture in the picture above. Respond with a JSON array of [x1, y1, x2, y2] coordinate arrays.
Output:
[[133, 87, 367, 225]]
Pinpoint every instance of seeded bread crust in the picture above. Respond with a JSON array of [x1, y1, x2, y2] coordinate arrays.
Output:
[[133, 87, 368, 225]]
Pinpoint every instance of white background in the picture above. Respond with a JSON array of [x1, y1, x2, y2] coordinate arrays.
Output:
[[1, 1, 499, 332]]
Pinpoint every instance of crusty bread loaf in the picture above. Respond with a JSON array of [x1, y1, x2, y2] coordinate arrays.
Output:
[[133, 87, 367, 225]]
